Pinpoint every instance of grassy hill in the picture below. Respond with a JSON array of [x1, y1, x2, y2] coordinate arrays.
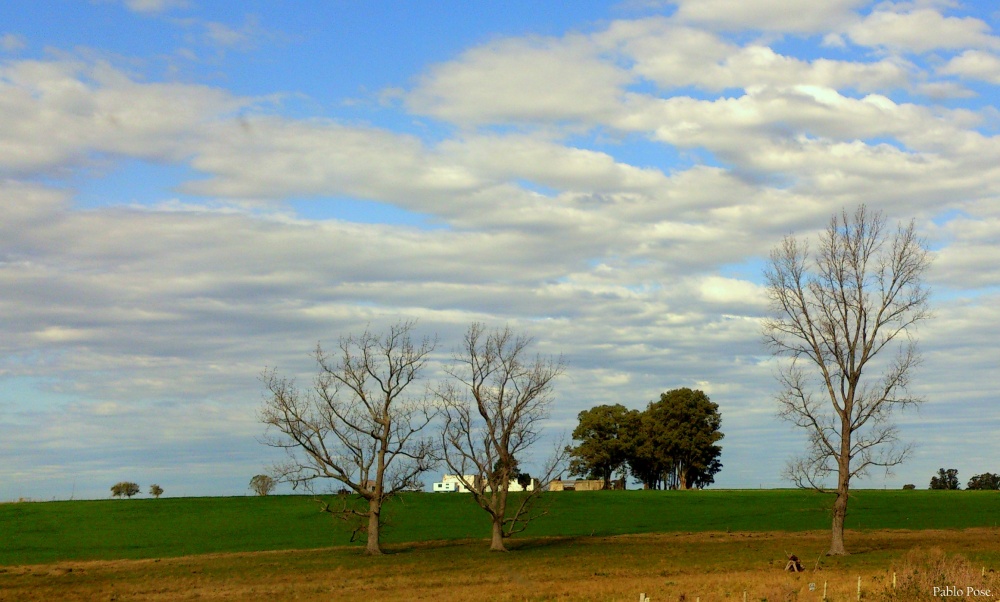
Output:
[[2, 489, 997, 565]]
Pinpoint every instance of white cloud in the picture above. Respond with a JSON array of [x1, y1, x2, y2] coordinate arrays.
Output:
[[0, 33, 27, 52], [916, 80, 976, 99], [193, 15, 270, 50], [848, 7, 1000, 53], [408, 34, 632, 125], [413, 18, 915, 131], [697, 275, 768, 308], [0, 58, 248, 176], [666, 0, 867, 33], [4, 6, 1000, 499], [183, 117, 485, 207], [928, 213, 1000, 289], [621, 32, 911, 92], [822, 33, 848, 48], [438, 134, 671, 193], [939, 50, 1000, 84], [610, 84, 998, 195], [617, 85, 929, 152], [121, 0, 189, 14], [597, 20, 732, 83]]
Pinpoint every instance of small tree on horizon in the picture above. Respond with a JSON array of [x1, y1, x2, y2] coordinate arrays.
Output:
[[249, 474, 276, 496], [111, 482, 141, 498], [148, 484, 163, 498]]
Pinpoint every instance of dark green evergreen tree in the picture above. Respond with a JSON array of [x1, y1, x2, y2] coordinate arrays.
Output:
[[929, 468, 960, 490], [646, 388, 724, 490], [965, 472, 999, 490], [566, 404, 637, 488]]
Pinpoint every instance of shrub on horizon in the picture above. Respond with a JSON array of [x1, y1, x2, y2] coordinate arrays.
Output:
[[111, 482, 141, 498]]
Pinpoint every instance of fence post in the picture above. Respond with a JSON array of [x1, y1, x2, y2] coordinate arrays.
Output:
[[857, 576, 861, 600]]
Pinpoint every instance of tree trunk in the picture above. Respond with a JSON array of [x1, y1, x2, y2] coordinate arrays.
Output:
[[490, 482, 510, 552], [365, 498, 382, 555], [490, 517, 507, 552], [827, 412, 852, 556], [828, 446, 850, 555], [365, 421, 389, 556], [828, 489, 848, 555]]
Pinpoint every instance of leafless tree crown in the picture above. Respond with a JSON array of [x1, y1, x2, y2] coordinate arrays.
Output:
[[763, 205, 931, 489], [259, 320, 438, 553], [438, 323, 566, 549]]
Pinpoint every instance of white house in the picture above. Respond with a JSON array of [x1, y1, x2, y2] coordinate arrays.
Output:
[[432, 481, 460, 492], [432, 474, 538, 493], [432, 474, 480, 493]]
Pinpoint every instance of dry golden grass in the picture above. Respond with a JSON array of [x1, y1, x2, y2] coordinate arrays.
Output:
[[1, 529, 997, 601]]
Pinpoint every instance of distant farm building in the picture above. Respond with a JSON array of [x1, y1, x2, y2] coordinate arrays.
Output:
[[433, 474, 481, 493], [548, 478, 626, 491], [509, 478, 539, 492], [432, 474, 538, 493]]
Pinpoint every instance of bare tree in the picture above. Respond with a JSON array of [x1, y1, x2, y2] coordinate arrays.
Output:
[[260, 320, 437, 555], [763, 205, 931, 555], [249, 474, 276, 496], [438, 323, 565, 552]]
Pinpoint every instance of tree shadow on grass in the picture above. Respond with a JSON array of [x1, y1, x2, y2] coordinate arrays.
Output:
[[381, 535, 584, 556], [379, 538, 489, 556], [505, 536, 582, 551]]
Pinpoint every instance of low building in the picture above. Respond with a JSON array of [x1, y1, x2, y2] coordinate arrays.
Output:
[[548, 478, 625, 491], [508, 478, 539, 492], [432, 474, 481, 493], [432, 474, 538, 493]]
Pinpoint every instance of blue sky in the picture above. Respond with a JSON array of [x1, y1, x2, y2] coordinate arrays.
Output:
[[2, 0, 1000, 500]]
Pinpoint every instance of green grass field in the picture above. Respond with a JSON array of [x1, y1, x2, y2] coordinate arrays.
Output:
[[2, 489, 997, 566]]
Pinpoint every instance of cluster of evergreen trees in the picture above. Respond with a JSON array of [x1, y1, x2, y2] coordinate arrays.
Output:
[[566, 388, 723, 490], [928, 468, 1000, 490]]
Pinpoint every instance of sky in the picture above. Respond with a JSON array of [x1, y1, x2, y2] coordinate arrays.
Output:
[[2, 0, 999, 501]]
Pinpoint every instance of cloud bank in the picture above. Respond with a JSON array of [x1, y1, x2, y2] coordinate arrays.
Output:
[[1, 1, 998, 499]]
